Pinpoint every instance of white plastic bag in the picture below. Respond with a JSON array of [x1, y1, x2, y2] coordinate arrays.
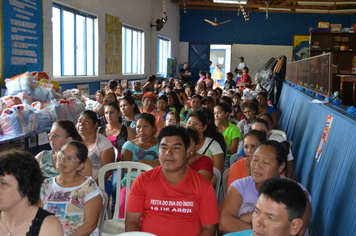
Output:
[[32, 102, 58, 129], [5, 72, 34, 95], [0, 108, 29, 135], [11, 104, 38, 132]]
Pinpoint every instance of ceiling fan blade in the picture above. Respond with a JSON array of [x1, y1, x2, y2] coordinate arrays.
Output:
[[204, 19, 215, 25], [218, 19, 232, 25]]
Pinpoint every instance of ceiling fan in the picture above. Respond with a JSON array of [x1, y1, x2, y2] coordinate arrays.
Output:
[[204, 9, 232, 26]]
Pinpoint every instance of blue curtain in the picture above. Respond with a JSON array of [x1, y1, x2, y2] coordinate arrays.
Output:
[[277, 83, 356, 235]]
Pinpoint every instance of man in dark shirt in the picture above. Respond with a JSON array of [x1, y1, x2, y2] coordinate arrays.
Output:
[[180, 62, 191, 83]]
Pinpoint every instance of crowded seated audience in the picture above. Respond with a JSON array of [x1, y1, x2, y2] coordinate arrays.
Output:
[[0, 75, 315, 236]]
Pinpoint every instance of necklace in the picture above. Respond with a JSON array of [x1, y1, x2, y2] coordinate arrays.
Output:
[[2, 206, 33, 236]]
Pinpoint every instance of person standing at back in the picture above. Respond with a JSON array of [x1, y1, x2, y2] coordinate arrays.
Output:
[[235, 57, 246, 81], [180, 62, 191, 83]]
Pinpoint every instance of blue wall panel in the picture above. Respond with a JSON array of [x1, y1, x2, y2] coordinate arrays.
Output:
[[180, 10, 355, 45], [277, 83, 356, 235]]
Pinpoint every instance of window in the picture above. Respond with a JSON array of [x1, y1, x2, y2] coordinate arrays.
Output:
[[157, 37, 171, 75], [52, 4, 97, 77], [122, 26, 144, 74]]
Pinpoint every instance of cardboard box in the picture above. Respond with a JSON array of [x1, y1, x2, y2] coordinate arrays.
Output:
[[318, 22, 330, 28], [341, 37, 349, 42], [330, 24, 342, 32], [334, 36, 341, 42]]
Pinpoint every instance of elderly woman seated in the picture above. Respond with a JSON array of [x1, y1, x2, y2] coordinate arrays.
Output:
[[41, 141, 103, 236]]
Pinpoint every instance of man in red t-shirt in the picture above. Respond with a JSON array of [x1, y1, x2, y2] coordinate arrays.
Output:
[[125, 126, 219, 236]]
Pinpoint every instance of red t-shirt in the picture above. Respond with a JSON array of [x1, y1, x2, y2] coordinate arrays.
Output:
[[237, 74, 252, 90], [189, 155, 214, 177], [126, 166, 219, 236]]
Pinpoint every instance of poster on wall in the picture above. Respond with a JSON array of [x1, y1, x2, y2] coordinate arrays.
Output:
[[1, 0, 43, 81], [293, 35, 309, 62], [105, 14, 122, 74], [315, 115, 333, 162], [167, 58, 176, 78]]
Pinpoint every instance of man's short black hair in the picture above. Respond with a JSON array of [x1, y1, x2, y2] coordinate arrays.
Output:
[[158, 126, 191, 150], [259, 178, 307, 221]]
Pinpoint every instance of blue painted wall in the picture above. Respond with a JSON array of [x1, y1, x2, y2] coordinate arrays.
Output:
[[180, 10, 355, 45]]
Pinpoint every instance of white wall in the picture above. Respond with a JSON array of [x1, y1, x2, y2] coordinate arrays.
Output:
[[43, 0, 180, 82]]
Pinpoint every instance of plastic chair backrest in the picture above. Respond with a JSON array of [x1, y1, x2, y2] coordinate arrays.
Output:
[[116, 232, 158, 236], [97, 188, 108, 235], [98, 162, 153, 219], [230, 153, 239, 167], [222, 168, 230, 197], [213, 167, 221, 199], [271, 129, 287, 140]]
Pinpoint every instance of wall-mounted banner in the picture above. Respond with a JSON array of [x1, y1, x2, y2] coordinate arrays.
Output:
[[167, 58, 176, 79], [293, 35, 309, 62], [1, 0, 43, 81], [315, 115, 333, 162]]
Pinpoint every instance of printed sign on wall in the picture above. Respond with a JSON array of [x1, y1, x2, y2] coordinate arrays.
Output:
[[1, 0, 43, 81]]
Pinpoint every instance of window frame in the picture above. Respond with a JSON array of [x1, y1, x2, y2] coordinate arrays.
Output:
[[122, 25, 144, 75], [52, 3, 97, 77], [157, 36, 171, 75]]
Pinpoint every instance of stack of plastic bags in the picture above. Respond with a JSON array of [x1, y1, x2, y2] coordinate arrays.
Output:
[[0, 72, 86, 136]]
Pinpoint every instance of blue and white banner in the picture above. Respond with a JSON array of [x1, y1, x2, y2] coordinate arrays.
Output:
[[167, 58, 176, 79], [2, 0, 43, 80]]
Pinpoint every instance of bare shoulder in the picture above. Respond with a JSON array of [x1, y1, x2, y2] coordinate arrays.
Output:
[[35, 151, 43, 164], [39, 215, 63, 236]]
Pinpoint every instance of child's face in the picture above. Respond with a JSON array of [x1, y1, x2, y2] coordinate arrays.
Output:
[[233, 96, 241, 105], [226, 74, 232, 80], [243, 69, 248, 74], [227, 91, 233, 98], [165, 114, 177, 126]]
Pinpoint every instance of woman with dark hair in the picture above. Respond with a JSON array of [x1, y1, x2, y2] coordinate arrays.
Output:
[[200, 88, 207, 97], [0, 150, 63, 236], [237, 101, 259, 142], [167, 91, 184, 114], [186, 127, 213, 180], [220, 141, 312, 235], [119, 113, 160, 218], [95, 91, 119, 116], [41, 141, 103, 236], [230, 92, 242, 121], [185, 85, 194, 99], [35, 120, 92, 178], [99, 102, 135, 161], [219, 96, 233, 107], [156, 95, 171, 121], [120, 95, 140, 133], [257, 91, 278, 129], [77, 110, 115, 184], [214, 103, 242, 169], [180, 94, 202, 122], [197, 70, 206, 84], [227, 130, 267, 189], [94, 90, 105, 109], [186, 111, 224, 186], [142, 75, 157, 94]]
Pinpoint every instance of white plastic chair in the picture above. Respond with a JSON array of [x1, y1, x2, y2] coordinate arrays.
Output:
[[230, 153, 239, 167], [98, 162, 153, 236], [117, 232, 158, 236], [222, 168, 230, 197], [271, 129, 287, 140], [98, 188, 108, 236], [213, 167, 221, 199]]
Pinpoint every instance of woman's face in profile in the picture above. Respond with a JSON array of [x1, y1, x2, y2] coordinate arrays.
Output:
[[0, 174, 23, 211], [250, 145, 282, 184]]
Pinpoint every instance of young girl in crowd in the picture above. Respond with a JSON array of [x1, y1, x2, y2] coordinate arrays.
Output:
[[165, 111, 180, 126]]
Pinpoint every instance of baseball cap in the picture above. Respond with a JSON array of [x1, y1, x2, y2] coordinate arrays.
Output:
[[143, 91, 157, 100]]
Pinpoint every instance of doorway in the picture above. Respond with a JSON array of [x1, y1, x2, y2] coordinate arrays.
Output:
[[210, 44, 231, 87]]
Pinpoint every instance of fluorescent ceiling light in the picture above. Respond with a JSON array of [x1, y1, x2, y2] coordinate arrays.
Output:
[[213, 0, 247, 4], [259, 7, 291, 11], [329, 9, 356, 13], [295, 9, 329, 13], [298, 1, 335, 6], [335, 1, 356, 4]]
